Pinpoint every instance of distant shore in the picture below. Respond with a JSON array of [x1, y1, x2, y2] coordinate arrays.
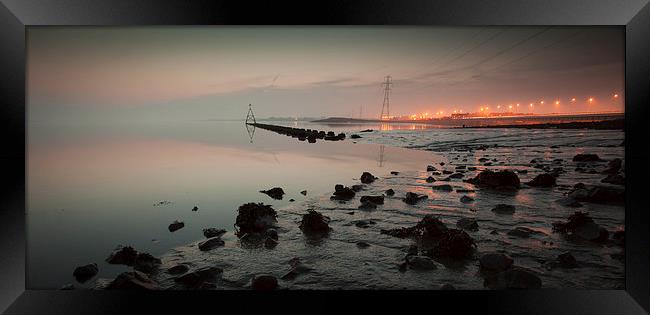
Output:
[[460, 119, 624, 130]]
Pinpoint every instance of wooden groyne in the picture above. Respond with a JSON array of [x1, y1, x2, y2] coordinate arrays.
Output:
[[246, 122, 346, 143]]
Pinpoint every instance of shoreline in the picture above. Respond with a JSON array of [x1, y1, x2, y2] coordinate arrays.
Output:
[[458, 119, 624, 130]]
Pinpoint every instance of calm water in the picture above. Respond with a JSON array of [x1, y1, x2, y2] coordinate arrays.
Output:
[[28, 120, 625, 289]]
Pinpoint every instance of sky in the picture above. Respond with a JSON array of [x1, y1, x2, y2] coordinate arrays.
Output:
[[27, 26, 624, 122]]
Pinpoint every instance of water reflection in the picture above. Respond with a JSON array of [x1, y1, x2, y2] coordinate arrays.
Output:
[[245, 123, 256, 143], [378, 145, 385, 167]]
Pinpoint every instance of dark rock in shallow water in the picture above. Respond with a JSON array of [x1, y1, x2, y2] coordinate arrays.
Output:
[[259, 187, 285, 200], [479, 253, 513, 273], [300, 190, 307, 196], [527, 173, 556, 187], [351, 184, 364, 192], [360, 195, 384, 205], [457, 218, 478, 231], [601, 174, 625, 185], [350, 134, 362, 139], [484, 266, 542, 289], [354, 219, 376, 229], [106, 245, 138, 265], [289, 199, 295, 202], [491, 204, 515, 215], [133, 253, 162, 273], [174, 267, 222, 289], [612, 230, 625, 245], [603, 158, 622, 174], [427, 165, 437, 172], [406, 255, 437, 270], [360, 172, 377, 184], [73, 263, 98, 283], [402, 192, 428, 205], [460, 195, 474, 203], [432, 184, 453, 192], [360, 129, 373, 133], [198, 237, 225, 251], [572, 153, 601, 162], [552, 211, 609, 242], [168, 220, 185, 232], [107, 271, 161, 290], [331, 184, 356, 200], [466, 170, 520, 190], [356, 241, 371, 248], [425, 176, 436, 183], [192, 206, 198, 211], [251, 275, 279, 291], [442, 170, 453, 175], [203, 228, 226, 238], [448, 173, 464, 179], [264, 237, 278, 249], [431, 229, 476, 259], [391, 171, 400, 175], [299, 210, 331, 235], [557, 252, 578, 268], [235, 203, 277, 236], [568, 185, 624, 204], [167, 264, 189, 275], [385, 188, 395, 196], [358, 202, 377, 210], [381, 215, 447, 239]]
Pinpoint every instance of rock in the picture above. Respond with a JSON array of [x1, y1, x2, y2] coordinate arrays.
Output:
[[440, 162, 445, 166], [351, 184, 364, 192], [167, 264, 189, 275], [431, 229, 475, 259], [479, 158, 490, 162], [407, 244, 419, 256], [426, 176, 436, 183], [572, 154, 601, 162], [266, 228, 279, 240], [174, 267, 223, 289], [356, 241, 371, 248], [460, 195, 474, 203], [251, 274, 278, 291], [331, 185, 356, 200], [264, 237, 278, 249], [106, 245, 138, 265], [133, 253, 162, 273], [432, 184, 453, 191], [300, 190, 308, 195], [106, 271, 161, 290], [456, 165, 466, 170], [289, 199, 295, 202], [260, 187, 285, 200], [358, 202, 377, 210], [381, 215, 448, 239], [440, 284, 455, 290], [479, 253, 514, 272], [448, 173, 464, 179], [491, 204, 515, 215], [73, 263, 98, 283], [557, 252, 578, 268], [466, 170, 520, 189], [603, 158, 622, 174], [360, 172, 377, 184], [235, 203, 277, 235], [457, 218, 478, 231], [601, 174, 625, 185], [527, 173, 556, 187], [203, 228, 226, 238], [507, 227, 535, 238], [354, 219, 376, 229], [552, 211, 609, 242], [385, 188, 395, 196], [568, 185, 624, 204], [484, 266, 542, 289], [468, 167, 477, 171], [360, 129, 373, 132], [168, 220, 185, 232], [391, 171, 400, 175], [198, 237, 225, 251], [442, 170, 453, 175], [427, 165, 437, 172], [299, 210, 330, 235], [350, 134, 362, 139], [406, 255, 437, 270], [402, 192, 428, 205], [360, 195, 384, 205], [192, 206, 199, 211], [612, 230, 625, 245]]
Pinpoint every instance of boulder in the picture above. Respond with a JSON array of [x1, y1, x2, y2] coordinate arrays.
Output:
[[426, 176, 436, 183], [527, 173, 556, 187], [552, 211, 609, 242], [168, 220, 185, 232], [251, 274, 278, 290], [192, 206, 199, 211], [484, 266, 542, 289], [354, 219, 376, 229], [360, 172, 377, 184], [572, 154, 601, 162], [385, 188, 395, 196], [198, 237, 225, 251], [106, 245, 138, 265], [299, 210, 331, 235], [466, 170, 520, 189], [402, 192, 428, 205], [300, 190, 308, 196], [406, 255, 437, 270], [356, 241, 371, 248], [391, 171, 400, 175], [442, 170, 453, 175], [73, 263, 98, 283], [448, 173, 464, 179], [259, 187, 285, 200], [432, 184, 453, 192], [167, 264, 190, 275], [432, 229, 475, 259], [174, 267, 223, 289], [133, 253, 162, 274], [203, 228, 226, 238], [427, 165, 437, 171], [350, 134, 362, 139], [331, 185, 356, 200], [479, 253, 514, 272], [457, 218, 478, 231], [235, 203, 277, 235], [360, 195, 385, 205], [106, 271, 161, 290], [491, 204, 515, 215], [381, 215, 448, 239]]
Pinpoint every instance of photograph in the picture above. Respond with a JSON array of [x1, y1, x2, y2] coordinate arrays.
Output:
[[27, 26, 625, 290]]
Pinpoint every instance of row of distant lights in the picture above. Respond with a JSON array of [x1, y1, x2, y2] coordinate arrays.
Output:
[[474, 93, 620, 112]]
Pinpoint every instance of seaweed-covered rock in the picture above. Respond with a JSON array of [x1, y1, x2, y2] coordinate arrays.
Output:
[[133, 253, 162, 273], [73, 263, 98, 283], [168, 220, 184, 232], [251, 274, 278, 290], [198, 237, 226, 251], [203, 228, 226, 238], [381, 215, 447, 239], [479, 253, 513, 273], [299, 210, 330, 235], [106, 271, 161, 290], [360, 172, 377, 184], [235, 203, 277, 236], [491, 204, 515, 215], [360, 195, 384, 205], [573, 154, 601, 162], [466, 170, 520, 189], [106, 245, 138, 265], [402, 192, 428, 205], [259, 187, 285, 200], [552, 211, 609, 242], [331, 184, 356, 200], [174, 267, 223, 289], [432, 229, 476, 259], [484, 266, 542, 289], [527, 173, 556, 187]]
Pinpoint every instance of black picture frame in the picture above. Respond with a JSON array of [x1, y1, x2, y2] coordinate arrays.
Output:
[[1, 0, 649, 313]]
